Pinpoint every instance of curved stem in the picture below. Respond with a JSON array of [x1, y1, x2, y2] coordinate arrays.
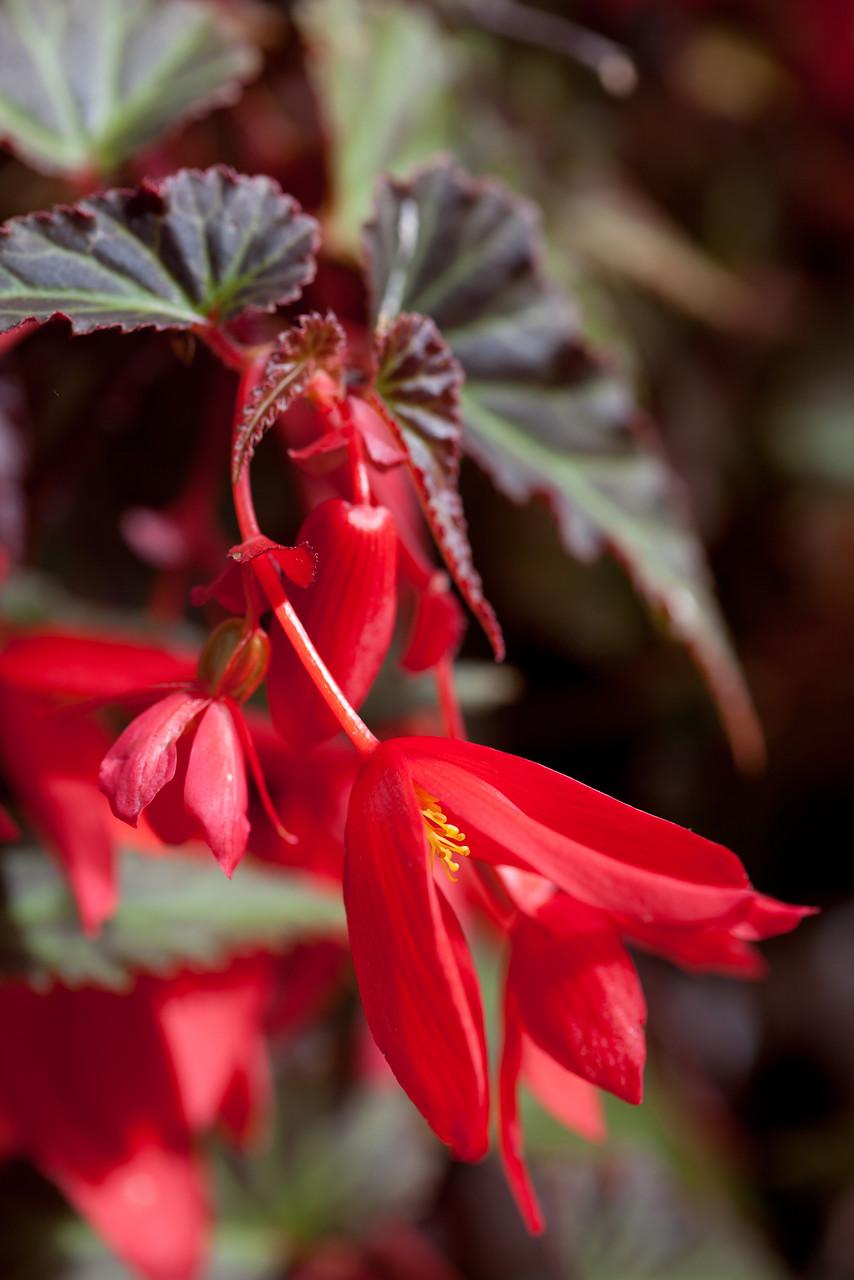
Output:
[[231, 358, 379, 760]]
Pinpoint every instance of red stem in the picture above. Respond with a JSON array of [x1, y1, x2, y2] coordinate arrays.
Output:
[[435, 656, 466, 740], [194, 322, 250, 373], [231, 358, 379, 760]]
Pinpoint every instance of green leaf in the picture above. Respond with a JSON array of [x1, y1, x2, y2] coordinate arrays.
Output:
[[364, 160, 763, 767], [372, 311, 504, 657], [0, 0, 260, 177], [0, 846, 345, 990], [232, 312, 347, 482], [0, 166, 319, 335], [297, 0, 454, 253]]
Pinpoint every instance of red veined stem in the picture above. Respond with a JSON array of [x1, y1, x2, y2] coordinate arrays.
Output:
[[231, 356, 379, 760]]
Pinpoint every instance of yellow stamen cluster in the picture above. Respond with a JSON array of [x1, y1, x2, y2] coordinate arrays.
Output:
[[414, 785, 470, 882]]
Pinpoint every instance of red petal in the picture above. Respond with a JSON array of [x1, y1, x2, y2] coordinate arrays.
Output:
[[152, 959, 273, 1137], [624, 918, 767, 978], [399, 576, 466, 673], [402, 737, 749, 887], [498, 987, 545, 1234], [0, 982, 208, 1280], [267, 499, 397, 751], [0, 683, 118, 932], [733, 893, 818, 940], [343, 742, 489, 1159], [521, 1036, 606, 1142], [508, 895, 646, 1103], [40, 775, 118, 934], [0, 630, 195, 698], [183, 701, 249, 877], [404, 748, 752, 928], [99, 692, 209, 825], [228, 534, 316, 588], [57, 1143, 208, 1280]]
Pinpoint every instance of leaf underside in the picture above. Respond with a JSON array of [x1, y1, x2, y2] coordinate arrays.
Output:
[[0, 166, 320, 335], [232, 311, 347, 482], [0, 846, 345, 991], [364, 159, 763, 766], [0, 0, 259, 176], [372, 311, 504, 659]]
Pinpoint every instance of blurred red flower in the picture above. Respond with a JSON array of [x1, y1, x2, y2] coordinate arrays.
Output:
[[0, 957, 273, 1280]]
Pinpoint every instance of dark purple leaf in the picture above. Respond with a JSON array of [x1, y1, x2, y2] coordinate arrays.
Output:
[[372, 311, 504, 659], [0, 167, 320, 335], [0, 0, 260, 176], [364, 159, 763, 766]]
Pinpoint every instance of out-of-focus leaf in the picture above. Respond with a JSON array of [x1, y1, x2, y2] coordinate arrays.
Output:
[[372, 311, 504, 657], [768, 349, 854, 486], [0, 0, 259, 177], [0, 167, 319, 335], [232, 312, 347, 482], [297, 0, 454, 252], [57, 1218, 286, 1280], [222, 1087, 442, 1243], [364, 159, 763, 767], [0, 846, 345, 990], [543, 1147, 787, 1280]]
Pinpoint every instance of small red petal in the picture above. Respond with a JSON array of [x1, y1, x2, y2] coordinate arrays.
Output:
[[99, 692, 209, 826], [498, 987, 545, 1234], [399, 576, 466, 673], [183, 701, 250, 877], [508, 895, 646, 1104], [734, 893, 818, 940], [624, 918, 768, 978]]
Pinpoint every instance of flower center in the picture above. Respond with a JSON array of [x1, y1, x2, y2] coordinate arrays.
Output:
[[414, 786, 470, 882]]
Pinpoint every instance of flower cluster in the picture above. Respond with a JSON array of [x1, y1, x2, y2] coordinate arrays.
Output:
[[0, 215, 812, 1280]]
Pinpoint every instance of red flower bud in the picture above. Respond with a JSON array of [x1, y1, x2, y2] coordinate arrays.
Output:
[[267, 498, 397, 751]]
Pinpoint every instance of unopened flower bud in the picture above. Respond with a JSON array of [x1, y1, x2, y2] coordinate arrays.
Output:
[[196, 618, 270, 703]]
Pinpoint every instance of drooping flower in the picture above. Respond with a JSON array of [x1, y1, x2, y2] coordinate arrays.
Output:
[[99, 618, 287, 877], [342, 736, 813, 1225]]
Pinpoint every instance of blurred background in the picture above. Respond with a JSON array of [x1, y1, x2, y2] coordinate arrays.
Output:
[[2, 0, 854, 1275]]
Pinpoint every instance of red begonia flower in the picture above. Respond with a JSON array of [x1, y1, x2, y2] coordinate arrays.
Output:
[[267, 497, 398, 751], [342, 735, 811, 1228], [99, 620, 287, 877], [0, 957, 273, 1280]]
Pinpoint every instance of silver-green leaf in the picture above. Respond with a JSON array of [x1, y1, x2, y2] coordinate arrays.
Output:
[[0, 847, 345, 991], [0, 0, 260, 176]]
